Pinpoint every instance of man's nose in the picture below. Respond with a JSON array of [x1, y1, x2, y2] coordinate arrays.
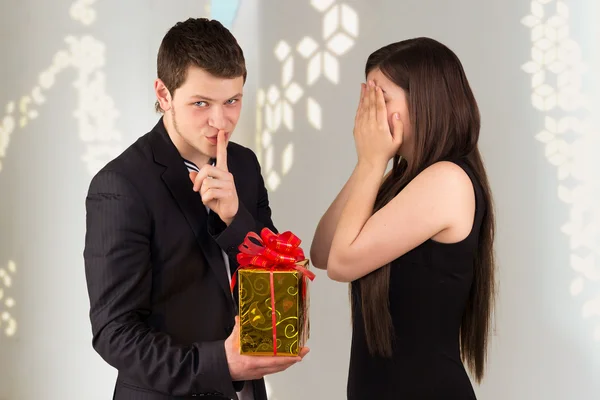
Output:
[[208, 106, 227, 130]]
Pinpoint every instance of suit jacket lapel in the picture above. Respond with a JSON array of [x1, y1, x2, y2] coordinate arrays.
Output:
[[148, 119, 232, 302]]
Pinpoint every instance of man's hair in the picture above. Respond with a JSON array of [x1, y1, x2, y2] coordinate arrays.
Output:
[[155, 18, 247, 112]]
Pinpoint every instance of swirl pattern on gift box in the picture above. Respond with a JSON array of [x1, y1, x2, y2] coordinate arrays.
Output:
[[522, 0, 600, 342], [241, 277, 301, 337], [255, 0, 360, 191], [251, 275, 271, 297], [239, 272, 302, 354]]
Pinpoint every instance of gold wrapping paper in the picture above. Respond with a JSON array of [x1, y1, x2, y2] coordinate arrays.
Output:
[[238, 261, 310, 356]]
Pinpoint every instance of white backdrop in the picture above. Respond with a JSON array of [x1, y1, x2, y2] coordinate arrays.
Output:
[[0, 0, 598, 399]]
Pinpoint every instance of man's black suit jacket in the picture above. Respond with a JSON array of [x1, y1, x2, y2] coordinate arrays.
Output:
[[84, 119, 276, 399]]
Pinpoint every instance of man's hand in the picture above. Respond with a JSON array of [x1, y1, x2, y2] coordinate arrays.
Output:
[[225, 316, 310, 381], [189, 130, 239, 225]]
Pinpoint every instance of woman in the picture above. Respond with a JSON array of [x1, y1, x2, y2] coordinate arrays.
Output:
[[310, 37, 496, 399]]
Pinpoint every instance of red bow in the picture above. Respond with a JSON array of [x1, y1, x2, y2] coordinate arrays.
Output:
[[232, 228, 315, 355]]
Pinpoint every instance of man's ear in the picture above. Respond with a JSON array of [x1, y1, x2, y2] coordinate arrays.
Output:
[[154, 79, 172, 112]]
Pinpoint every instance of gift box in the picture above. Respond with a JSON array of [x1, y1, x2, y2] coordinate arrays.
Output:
[[233, 228, 315, 356]]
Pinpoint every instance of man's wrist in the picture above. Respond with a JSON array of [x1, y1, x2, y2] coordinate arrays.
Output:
[[222, 206, 239, 226]]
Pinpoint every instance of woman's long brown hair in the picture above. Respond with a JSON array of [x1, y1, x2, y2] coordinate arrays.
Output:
[[353, 37, 496, 383]]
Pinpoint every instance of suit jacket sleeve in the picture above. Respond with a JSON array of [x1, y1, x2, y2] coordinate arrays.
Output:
[[208, 148, 277, 255], [84, 170, 236, 399]]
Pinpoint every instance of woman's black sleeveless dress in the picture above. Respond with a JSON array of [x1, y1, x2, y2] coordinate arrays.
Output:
[[347, 160, 484, 400]]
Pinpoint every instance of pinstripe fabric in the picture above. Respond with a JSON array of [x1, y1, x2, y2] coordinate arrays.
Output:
[[84, 119, 275, 400]]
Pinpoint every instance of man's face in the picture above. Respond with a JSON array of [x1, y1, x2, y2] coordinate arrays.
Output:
[[159, 66, 244, 161]]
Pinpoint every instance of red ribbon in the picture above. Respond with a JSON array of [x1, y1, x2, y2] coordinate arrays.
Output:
[[232, 228, 315, 355]]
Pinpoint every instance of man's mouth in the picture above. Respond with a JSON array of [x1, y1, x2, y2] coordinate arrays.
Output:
[[205, 132, 228, 145]]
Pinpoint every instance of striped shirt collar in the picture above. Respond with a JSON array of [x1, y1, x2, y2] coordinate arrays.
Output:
[[183, 158, 216, 173], [183, 158, 200, 173]]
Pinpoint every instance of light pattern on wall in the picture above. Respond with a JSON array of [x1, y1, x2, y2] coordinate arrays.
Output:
[[256, 0, 359, 191], [0, 0, 122, 176], [0, 0, 125, 343], [70, 0, 97, 25], [522, 0, 600, 341], [0, 260, 17, 338]]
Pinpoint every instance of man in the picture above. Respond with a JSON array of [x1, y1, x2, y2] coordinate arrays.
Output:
[[84, 18, 308, 400]]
